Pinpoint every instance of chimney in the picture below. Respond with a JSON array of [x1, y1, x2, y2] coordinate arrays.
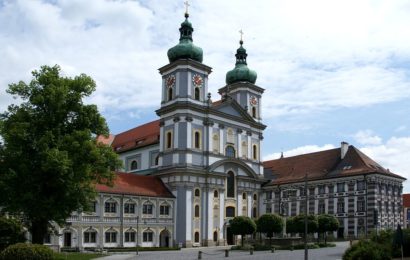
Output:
[[341, 141, 349, 159]]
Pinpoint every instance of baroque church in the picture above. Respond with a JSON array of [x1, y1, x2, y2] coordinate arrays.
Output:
[[50, 10, 406, 250]]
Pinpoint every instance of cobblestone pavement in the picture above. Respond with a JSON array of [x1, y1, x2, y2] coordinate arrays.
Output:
[[94, 241, 349, 260]]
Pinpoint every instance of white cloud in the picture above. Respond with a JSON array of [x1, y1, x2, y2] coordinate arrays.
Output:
[[353, 130, 382, 146], [263, 144, 336, 161], [1, 0, 410, 118], [360, 136, 410, 192]]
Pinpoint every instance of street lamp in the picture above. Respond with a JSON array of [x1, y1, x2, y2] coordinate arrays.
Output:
[[304, 173, 308, 260], [136, 216, 139, 255]]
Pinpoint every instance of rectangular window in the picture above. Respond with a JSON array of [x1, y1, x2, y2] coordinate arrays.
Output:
[[407, 209, 410, 220], [385, 202, 389, 213], [337, 201, 345, 213], [300, 188, 306, 196], [143, 232, 153, 242], [84, 232, 96, 243], [266, 191, 272, 200], [124, 203, 135, 214], [318, 201, 325, 214], [105, 232, 117, 243], [160, 205, 170, 215], [357, 198, 365, 212], [357, 181, 365, 191], [266, 205, 272, 213], [143, 204, 153, 215], [125, 232, 136, 242], [337, 183, 345, 193], [226, 207, 235, 217], [105, 202, 116, 213]]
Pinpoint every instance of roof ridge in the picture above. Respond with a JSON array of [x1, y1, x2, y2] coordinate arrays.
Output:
[[114, 119, 160, 136], [263, 147, 340, 164]]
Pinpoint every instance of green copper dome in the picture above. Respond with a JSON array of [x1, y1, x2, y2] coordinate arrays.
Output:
[[226, 40, 257, 85], [167, 14, 203, 63]]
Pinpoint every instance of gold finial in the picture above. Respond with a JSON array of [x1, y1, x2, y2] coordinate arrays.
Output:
[[184, 1, 190, 17], [239, 29, 244, 45]]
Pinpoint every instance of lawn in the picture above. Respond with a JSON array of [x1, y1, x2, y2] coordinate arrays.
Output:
[[54, 252, 105, 260]]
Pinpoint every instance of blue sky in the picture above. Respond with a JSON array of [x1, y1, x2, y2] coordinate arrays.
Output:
[[0, 0, 409, 191]]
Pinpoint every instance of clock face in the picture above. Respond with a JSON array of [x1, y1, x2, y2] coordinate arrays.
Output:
[[192, 74, 203, 87], [250, 96, 258, 106], [166, 75, 176, 88]]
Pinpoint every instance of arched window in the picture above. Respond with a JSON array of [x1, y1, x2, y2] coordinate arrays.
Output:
[[167, 87, 173, 101], [253, 194, 258, 201], [194, 232, 200, 243], [194, 87, 200, 100], [252, 106, 257, 118], [212, 134, 219, 153], [130, 160, 138, 170], [242, 193, 247, 200], [194, 189, 200, 197], [154, 155, 159, 166], [214, 190, 219, 198], [252, 207, 257, 218], [227, 128, 234, 143], [194, 205, 200, 218], [213, 231, 218, 242], [166, 132, 172, 149], [227, 171, 235, 198], [252, 145, 258, 160], [194, 131, 201, 149], [225, 145, 235, 158]]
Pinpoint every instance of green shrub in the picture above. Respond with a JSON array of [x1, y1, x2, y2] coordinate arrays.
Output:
[[343, 240, 390, 260], [316, 242, 336, 248], [0, 243, 54, 260], [0, 217, 26, 251]]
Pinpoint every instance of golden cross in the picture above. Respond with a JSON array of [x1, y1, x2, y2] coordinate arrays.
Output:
[[184, 1, 190, 15], [239, 29, 244, 42]]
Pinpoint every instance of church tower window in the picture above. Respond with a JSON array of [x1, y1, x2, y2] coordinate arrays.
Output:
[[252, 106, 257, 118], [194, 232, 200, 243], [227, 171, 235, 198], [194, 188, 200, 197], [194, 205, 200, 218], [194, 87, 200, 100], [166, 131, 172, 149], [194, 131, 201, 149], [167, 87, 173, 101], [252, 144, 258, 160], [214, 190, 219, 198]]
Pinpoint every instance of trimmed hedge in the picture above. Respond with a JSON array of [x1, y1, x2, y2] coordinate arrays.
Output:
[[343, 240, 390, 260], [106, 246, 180, 252], [0, 243, 54, 260]]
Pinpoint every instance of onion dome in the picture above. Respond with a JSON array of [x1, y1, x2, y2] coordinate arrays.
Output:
[[225, 40, 257, 85], [167, 13, 203, 63]]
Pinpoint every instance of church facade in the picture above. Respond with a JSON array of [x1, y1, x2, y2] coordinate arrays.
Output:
[[53, 12, 406, 249]]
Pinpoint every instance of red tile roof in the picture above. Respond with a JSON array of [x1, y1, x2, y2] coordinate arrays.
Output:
[[96, 172, 174, 198], [111, 120, 160, 152], [263, 145, 405, 185], [403, 194, 410, 208], [97, 134, 115, 146]]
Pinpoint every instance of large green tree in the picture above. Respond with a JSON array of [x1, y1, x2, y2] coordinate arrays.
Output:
[[317, 214, 339, 245], [230, 216, 256, 246], [0, 65, 121, 244], [257, 214, 283, 244]]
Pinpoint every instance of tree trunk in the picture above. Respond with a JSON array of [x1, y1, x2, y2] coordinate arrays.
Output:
[[241, 235, 244, 247], [30, 219, 49, 244], [324, 232, 327, 246]]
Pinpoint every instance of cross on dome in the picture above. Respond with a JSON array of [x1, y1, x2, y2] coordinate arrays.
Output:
[[239, 29, 244, 44], [184, 1, 190, 17]]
